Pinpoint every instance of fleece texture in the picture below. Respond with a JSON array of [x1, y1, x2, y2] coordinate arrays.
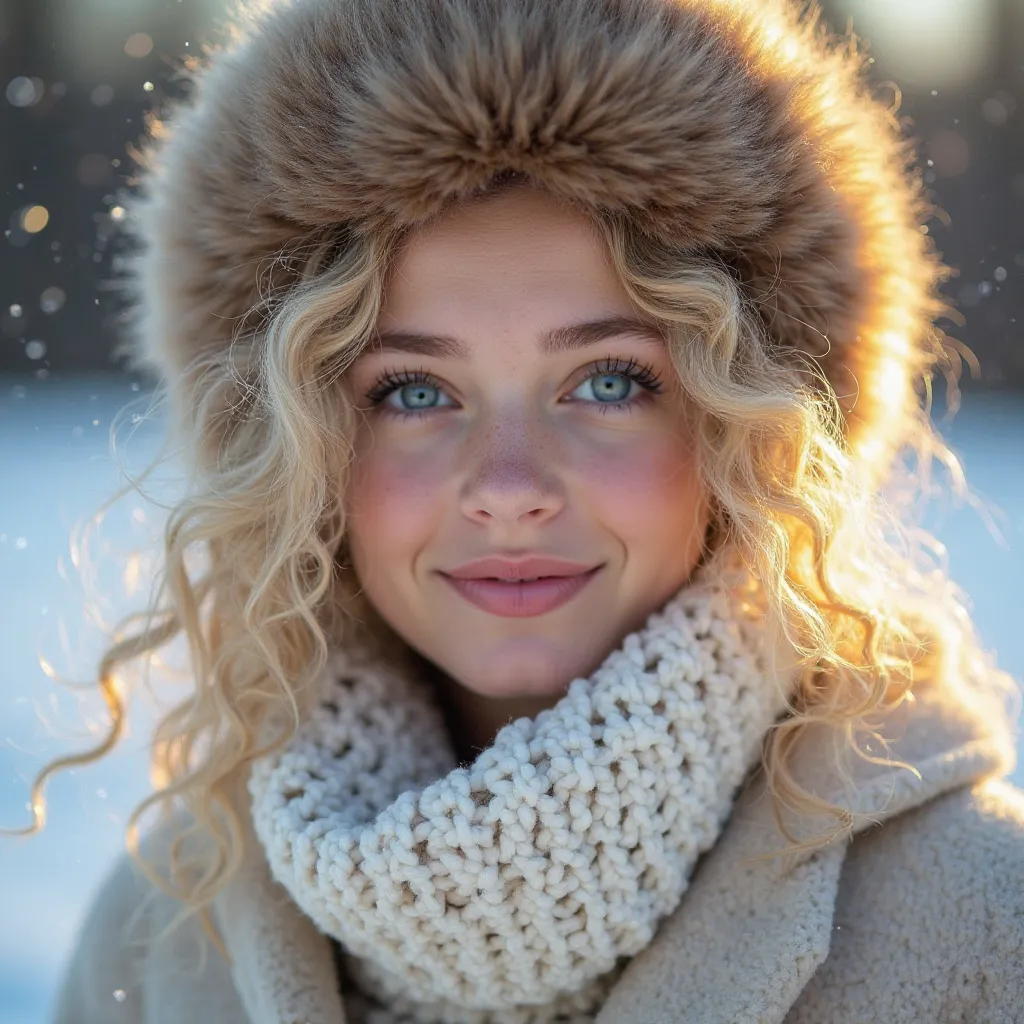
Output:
[[117, 0, 951, 486], [51, 679, 1022, 1024], [247, 576, 793, 1021], [787, 780, 1024, 1024]]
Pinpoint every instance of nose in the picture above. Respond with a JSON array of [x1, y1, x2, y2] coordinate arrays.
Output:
[[458, 421, 565, 530]]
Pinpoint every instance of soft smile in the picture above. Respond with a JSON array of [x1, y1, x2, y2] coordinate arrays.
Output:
[[438, 564, 603, 618]]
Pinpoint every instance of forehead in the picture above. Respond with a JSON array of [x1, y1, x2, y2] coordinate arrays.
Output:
[[378, 188, 639, 337]]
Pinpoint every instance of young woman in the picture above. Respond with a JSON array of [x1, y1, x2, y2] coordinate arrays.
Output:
[[25, 0, 1024, 1021]]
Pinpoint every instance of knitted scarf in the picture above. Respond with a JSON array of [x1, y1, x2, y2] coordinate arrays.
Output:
[[248, 567, 796, 1023]]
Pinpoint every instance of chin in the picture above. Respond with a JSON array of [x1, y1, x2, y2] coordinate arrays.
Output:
[[449, 637, 584, 700]]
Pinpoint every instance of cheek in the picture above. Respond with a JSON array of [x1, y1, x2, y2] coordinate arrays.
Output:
[[575, 431, 705, 553], [346, 441, 447, 572]]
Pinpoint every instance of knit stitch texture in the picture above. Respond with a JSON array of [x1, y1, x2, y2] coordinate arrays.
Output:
[[248, 574, 793, 1023]]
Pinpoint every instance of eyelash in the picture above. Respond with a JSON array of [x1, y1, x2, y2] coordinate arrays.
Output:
[[364, 357, 665, 418]]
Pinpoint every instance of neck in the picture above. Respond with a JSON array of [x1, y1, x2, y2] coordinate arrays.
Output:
[[418, 655, 564, 765]]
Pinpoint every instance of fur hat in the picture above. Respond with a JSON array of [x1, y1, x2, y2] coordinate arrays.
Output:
[[117, 0, 953, 481]]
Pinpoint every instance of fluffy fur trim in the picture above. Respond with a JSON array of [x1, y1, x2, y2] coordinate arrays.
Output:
[[117, 0, 952, 477]]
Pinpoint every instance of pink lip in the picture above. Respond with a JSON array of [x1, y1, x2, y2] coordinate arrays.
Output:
[[439, 556, 603, 618], [445, 555, 598, 580]]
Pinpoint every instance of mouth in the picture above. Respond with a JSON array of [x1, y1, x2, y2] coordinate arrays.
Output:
[[438, 565, 603, 618]]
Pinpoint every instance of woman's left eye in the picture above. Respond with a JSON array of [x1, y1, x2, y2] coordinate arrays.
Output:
[[572, 372, 637, 404], [569, 358, 664, 409]]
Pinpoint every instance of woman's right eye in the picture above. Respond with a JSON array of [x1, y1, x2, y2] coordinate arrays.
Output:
[[388, 382, 449, 412], [366, 372, 456, 416]]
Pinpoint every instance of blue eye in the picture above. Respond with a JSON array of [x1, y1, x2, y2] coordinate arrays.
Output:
[[568, 358, 664, 409], [393, 382, 445, 410], [365, 371, 455, 414], [574, 372, 635, 404]]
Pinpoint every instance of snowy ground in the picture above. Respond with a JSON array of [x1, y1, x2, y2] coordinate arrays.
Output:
[[2, 377, 1022, 1024]]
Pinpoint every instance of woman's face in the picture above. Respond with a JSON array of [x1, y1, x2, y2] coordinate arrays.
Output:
[[345, 187, 709, 700]]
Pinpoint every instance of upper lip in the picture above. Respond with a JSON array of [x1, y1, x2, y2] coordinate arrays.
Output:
[[442, 555, 601, 581]]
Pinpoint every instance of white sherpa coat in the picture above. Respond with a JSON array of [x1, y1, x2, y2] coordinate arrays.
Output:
[[52, 681, 1024, 1024]]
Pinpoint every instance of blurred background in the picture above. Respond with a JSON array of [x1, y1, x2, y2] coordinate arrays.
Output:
[[1, 1, 1022, 1021]]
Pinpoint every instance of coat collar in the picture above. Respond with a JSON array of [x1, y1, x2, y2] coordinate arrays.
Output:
[[212, 680, 1015, 1024]]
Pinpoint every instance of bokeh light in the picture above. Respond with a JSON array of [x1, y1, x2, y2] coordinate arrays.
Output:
[[842, 0, 999, 89], [123, 33, 154, 58], [6, 76, 45, 107], [40, 287, 66, 314], [21, 206, 51, 234], [89, 83, 114, 106]]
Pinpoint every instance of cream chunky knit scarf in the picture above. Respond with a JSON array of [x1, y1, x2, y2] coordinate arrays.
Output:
[[248, 571, 795, 1023]]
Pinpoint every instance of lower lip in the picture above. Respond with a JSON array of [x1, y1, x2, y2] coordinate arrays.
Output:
[[440, 566, 602, 618]]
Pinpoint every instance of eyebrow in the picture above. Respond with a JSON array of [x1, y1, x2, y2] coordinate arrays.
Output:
[[369, 314, 665, 359]]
